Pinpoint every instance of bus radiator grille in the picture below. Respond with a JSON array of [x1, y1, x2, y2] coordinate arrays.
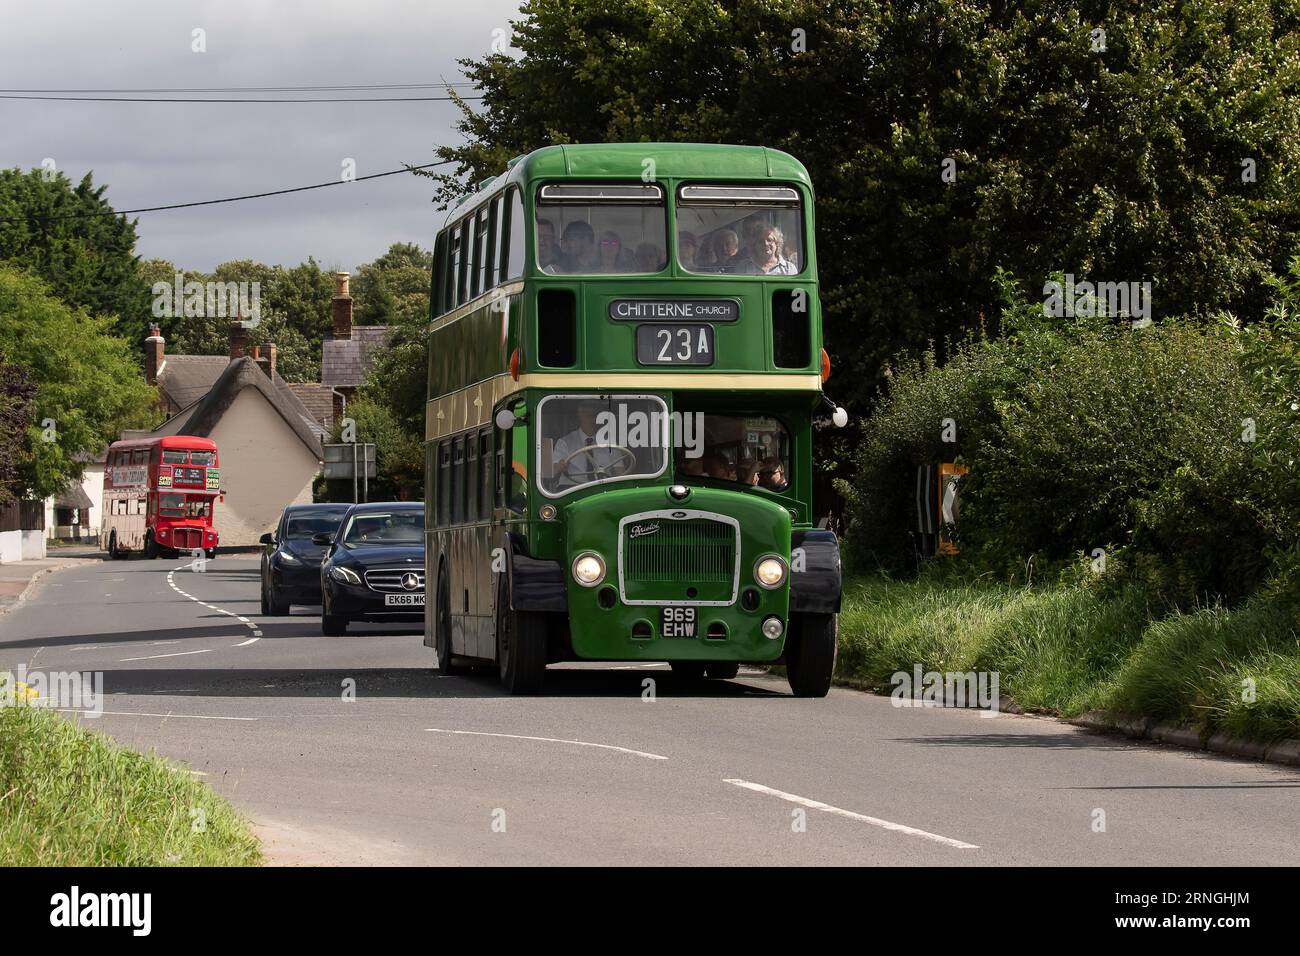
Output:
[[621, 517, 736, 592]]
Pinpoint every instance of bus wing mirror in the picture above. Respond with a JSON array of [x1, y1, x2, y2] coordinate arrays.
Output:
[[311, 532, 333, 546], [496, 408, 526, 430]]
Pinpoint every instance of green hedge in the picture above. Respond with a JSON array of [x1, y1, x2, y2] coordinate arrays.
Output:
[[841, 310, 1295, 605]]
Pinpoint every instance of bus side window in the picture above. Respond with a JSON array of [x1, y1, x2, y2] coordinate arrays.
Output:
[[508, 421, 528, 513], [470, 209, 484, 300], [495, 431, 506, 508], [456, 220, 470, 306], [505, 187, 525, 280], [452, 437, 465, 525], [479, 430, 491, 520], [466, 431, 479, 521], [485, 196, 500, 292], [131, 449, 146, 465], [424, 442, 436, 523], [438, 441, 451, 527]]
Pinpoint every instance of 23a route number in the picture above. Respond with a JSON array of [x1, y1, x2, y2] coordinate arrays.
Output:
[[636, 324, 714, 366]]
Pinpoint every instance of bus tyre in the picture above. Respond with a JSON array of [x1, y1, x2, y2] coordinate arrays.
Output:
[[144, 533, 157, 560], [704, 661, 740, 680], [785, 613, 837, 698], [434, 566, 459, 676], [497, 580, 546, 694]]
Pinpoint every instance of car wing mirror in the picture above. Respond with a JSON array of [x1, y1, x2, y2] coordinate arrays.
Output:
[[259, 532, 274, 545]]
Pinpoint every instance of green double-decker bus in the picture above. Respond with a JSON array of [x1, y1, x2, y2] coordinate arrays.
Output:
[[424, 143, 843, 696]]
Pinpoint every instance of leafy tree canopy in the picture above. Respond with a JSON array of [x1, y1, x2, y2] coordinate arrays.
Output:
[[0, 168, 150, 344], [426, 0, 1300, 414], [0, 264, 158, 498]]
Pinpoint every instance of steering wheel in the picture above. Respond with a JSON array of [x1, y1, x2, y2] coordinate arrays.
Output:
[[557, 443, 637, 482]]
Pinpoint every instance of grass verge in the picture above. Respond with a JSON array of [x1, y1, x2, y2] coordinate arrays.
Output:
[[838, 571, 1300, 744], [0, 698, 262, 866]]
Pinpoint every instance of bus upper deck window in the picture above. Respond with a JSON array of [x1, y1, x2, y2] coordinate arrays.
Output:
[[535, 183, 666, 276], [676, 185, 804, 276]]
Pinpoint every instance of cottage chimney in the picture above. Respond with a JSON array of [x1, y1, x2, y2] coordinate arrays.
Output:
[[228, 320, 250, 359], [331, 272, 352, 340], [266, 342, 277, 379], [145, 323, 165, 385], [252, 344, 274, 379]]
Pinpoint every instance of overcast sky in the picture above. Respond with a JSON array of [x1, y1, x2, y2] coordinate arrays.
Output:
[[1, 0, 525, 271]]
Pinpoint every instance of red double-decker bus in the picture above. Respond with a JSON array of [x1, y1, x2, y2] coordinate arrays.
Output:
[[100, 436, 221, 559]]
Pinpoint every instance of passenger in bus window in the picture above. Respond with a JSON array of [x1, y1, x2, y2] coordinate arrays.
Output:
[[597, 230, 635, 272], [756, 458, 788, 491], [557, 220, 598, 273], [712, 229, 739, 270], [677, 231, 699, 269], [537, 217, 558, 273], [729, 223, 796, 275], [634, 242, 665, 273]]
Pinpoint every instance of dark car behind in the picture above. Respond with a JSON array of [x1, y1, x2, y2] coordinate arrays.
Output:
[[260, 503, 353, 615], [318, 501, 425, 634]]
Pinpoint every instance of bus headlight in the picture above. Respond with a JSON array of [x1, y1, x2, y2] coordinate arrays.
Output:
[[330, 565, 362, 585], [572, 552, 606, 587], [754, 555, 788, 589]]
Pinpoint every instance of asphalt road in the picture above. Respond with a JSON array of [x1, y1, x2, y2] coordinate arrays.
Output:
[[2, 554, 1297, 866]]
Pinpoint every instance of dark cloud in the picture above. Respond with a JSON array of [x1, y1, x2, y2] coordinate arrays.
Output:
[[1, 0, 524, 270]]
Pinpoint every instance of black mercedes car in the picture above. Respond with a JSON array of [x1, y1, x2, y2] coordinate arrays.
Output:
[[260, 503, 353, 615], [316, 501, 425, 635]]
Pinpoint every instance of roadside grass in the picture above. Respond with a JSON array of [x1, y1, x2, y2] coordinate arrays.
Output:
[[0, 698, 261, 866], [837, 571, 1300, 743]]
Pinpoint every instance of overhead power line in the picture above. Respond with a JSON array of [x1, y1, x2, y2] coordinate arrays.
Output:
[[0, 161, 454, 223], [0, 83, 477, 93], [0, 93, 481, 103]]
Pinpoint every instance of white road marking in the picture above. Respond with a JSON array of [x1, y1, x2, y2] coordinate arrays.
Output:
[[56, 708, 257, 721], [722, 778, 980, 849], [151, 640, 181, 646], [425, 728, 668, 761], [119, 648, 214, 662], [164, 561, 263, 645]]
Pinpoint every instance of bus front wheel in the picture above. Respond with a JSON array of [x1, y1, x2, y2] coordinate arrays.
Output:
[[785, 613, 837, 698], [496, 575, 546, 695]]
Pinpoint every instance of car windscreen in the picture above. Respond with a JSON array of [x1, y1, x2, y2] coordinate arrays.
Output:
[[285, 512, 348, 540], [340, 511, 425, 546]]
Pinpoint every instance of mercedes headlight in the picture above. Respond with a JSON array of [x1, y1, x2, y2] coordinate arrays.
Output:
[[330, 565, 361, 585]]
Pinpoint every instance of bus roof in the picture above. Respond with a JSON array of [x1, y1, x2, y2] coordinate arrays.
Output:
[[443, 143, 812, 228], [107, 435, 218, 452]]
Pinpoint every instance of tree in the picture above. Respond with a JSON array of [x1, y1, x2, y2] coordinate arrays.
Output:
[[0, 264, 158, 498], [155, 258, 330, 382], [0, 356, 36, 509], [352, 242, 432, 327], [425, 0, 1300, 418], [0, 168, 151, 344]]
